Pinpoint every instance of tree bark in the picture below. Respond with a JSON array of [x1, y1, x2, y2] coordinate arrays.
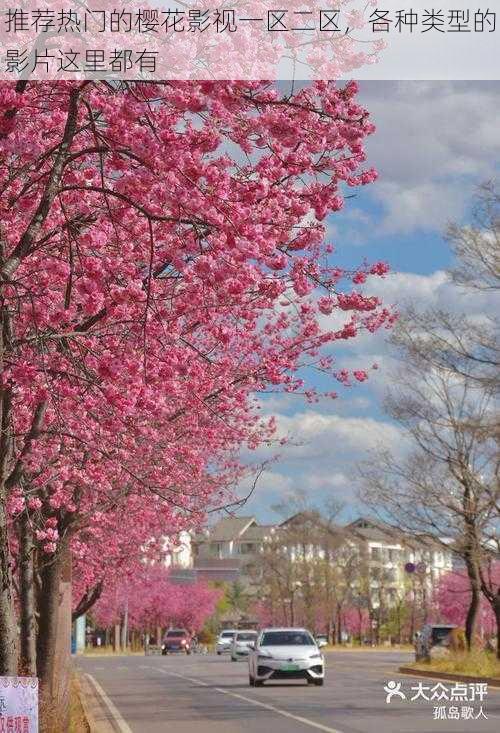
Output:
[[114, 624, 121, 653], [464, 554, 481, 650], [0, 375, 17, 674], [72, 580, 103, 622], [0, 498, 17, 675], [36, 545, 65, 690], [495, 603, 500, 661], [36, 542, 72, 732], [18, 511, 37, 675]]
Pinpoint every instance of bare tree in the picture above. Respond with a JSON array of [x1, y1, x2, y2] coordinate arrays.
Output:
[[392, 184, 500, 397], [360, 185, 500, 655]]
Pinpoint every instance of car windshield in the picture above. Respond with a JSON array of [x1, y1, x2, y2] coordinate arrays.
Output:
[[221, 632, 235, 639], [432, 628, 453, 644], [236, 633, 257, 641], [261, 631, 314, 646], [166, 630, 186, 638]]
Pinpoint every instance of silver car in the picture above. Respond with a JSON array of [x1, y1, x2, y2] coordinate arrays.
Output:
[[248, 628, 325, 686], [216, 629, 238, 655], [230, 630, 258, 661]]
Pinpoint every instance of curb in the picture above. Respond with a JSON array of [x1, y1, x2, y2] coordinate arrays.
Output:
[[76, 672, 116, 733], [398, 666, 500, 688]]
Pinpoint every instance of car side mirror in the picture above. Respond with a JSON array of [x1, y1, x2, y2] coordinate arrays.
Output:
[[248, 643, 255, 650], [317, 639, 327, 648]]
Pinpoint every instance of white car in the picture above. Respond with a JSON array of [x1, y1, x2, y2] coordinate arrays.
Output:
[[216, 629, 238, 655], [230, 630, 258, 661], [248, 628, 325, 686]]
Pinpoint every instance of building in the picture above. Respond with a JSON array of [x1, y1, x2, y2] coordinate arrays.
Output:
[[190, 513, 454, 606], [191, 516, 276, 588], [345, 517, 453, 609]]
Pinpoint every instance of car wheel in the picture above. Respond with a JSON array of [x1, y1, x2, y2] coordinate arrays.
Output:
[[186, 649, 191, 655], [307, 677, 314, 685], [161, 651, 167, 656], [254, 679, 264, 687], [249, 675, 255, 686], [314, 679, 324, 687], [217, 651, 221, 656]]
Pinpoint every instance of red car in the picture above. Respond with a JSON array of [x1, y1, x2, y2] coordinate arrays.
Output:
[[161, 629, 192, 655]]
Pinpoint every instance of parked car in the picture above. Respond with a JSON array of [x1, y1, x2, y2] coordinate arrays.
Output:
[[216, 629, 238, 655], [415, 624, 457, 661], [161, 629, 192, 655], [248, 628, 325, 687], [315, 634, 328, 648], [230, 630, 258, 661]]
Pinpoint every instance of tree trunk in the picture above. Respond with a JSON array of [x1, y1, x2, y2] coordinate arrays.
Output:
[[18, 512, 36, 675], [464, 555, 481, 651], [489, 592, 500, 661], [36, 542, 72, 732], [114, 624, 121, 652], [36, 546, 64, 690], [0, 379, 17, 675], [495, 605, 500, 661], [0, 497, 17, 675]]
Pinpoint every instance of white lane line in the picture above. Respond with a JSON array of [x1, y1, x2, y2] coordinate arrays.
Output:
[[214, 687, 345, 733], [154, 669, 344, 733], [85, 673, 134, 733]]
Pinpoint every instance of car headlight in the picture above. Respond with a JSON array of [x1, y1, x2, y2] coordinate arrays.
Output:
[[309, 653, 322, 659], [161, 644, 166, 650], [257, 653, 273, 660]]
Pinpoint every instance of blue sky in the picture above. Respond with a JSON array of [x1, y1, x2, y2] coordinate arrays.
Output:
[[233, 81, 500, 525]]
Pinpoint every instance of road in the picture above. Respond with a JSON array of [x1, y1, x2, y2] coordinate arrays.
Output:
[[77, 650, 500, 733]]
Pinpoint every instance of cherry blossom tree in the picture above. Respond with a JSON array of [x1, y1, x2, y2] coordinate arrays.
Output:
[[92, 565, 221, 635], [0, 79, 393, 692], [436, 566, 500, 640]]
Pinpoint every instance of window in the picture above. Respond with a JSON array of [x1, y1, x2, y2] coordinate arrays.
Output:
[[236, 632, 257, 642], [239, 542, 256, 554], [371, 547, 381, 560], [260, 631, 314, 646]]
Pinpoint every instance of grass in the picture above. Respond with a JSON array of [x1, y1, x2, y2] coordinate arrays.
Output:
[[83, 644, 143, 656], [324, 643, 414, 652], [69, 675, 90, 733], [411, 650, 500, 679]]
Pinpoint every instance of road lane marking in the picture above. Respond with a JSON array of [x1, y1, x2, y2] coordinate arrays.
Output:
[[153, 668, 344, 733], [214, 687, 345, 733], [85, 673, 134, 733]]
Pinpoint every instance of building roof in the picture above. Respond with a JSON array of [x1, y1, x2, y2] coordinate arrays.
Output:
[[240, 524, 276, 541], [193, 516, 257, 543], [345, 517, 404, 544], [192, 513, 452, 555]]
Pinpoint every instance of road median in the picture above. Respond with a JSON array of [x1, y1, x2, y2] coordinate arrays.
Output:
[[398, 666, 500, 688]]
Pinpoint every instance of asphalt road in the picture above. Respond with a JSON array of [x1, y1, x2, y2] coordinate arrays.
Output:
[[77, 650, 500, 733]]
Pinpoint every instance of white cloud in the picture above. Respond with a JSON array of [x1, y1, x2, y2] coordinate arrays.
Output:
[[357, 81, 500, 234], [240, 408, 406, 512]]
